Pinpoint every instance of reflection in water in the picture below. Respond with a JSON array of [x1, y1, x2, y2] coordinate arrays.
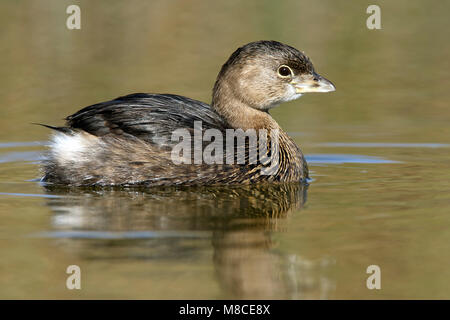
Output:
[[42, 183, 335, 299]]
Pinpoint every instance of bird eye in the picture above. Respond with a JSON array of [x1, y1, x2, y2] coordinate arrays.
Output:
[[277, 65, 293, 77]]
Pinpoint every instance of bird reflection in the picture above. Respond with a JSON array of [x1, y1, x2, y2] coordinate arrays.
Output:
[[43, 182, 334, 299]]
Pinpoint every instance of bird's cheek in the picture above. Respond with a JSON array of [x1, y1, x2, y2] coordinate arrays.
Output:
[[281, 84, 303, 102]]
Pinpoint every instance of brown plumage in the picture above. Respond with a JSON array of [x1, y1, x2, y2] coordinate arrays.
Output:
[[41, 40, 335, 187]]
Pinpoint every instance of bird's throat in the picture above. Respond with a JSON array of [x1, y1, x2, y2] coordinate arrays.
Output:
[[211, 81, 275, 131]]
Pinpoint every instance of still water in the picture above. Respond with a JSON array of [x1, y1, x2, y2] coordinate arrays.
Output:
[[0, 0, 449, 299]]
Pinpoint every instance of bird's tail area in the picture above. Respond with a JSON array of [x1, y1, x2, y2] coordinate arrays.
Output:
[[32, 123, 75, 135]]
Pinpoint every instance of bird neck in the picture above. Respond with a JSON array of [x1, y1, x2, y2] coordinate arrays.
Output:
[[211, 78, 305, 178], [211, 80, 277, 131]]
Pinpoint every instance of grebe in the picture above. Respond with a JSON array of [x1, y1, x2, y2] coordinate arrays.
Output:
[[41, 40, 335, 186]]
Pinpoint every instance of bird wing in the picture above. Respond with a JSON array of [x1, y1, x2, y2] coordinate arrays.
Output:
[[65, 93, 227, 148]]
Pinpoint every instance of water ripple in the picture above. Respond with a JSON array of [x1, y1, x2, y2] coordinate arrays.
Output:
[[0, 141, 47, 148], [0, 192, 64, 199], [33, 230, 212, 239], [306, 154, 399, 164], [0, 151, 43, 163], [318, 142, 450, 148]]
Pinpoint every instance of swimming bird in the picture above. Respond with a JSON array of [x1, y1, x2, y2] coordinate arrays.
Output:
[[41, 40, 335, 186]]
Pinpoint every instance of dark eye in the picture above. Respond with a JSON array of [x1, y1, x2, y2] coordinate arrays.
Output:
[[277, 65, 293, 77]]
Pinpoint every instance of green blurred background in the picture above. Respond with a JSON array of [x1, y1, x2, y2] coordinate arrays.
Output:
[[1, 0, 448, 142]]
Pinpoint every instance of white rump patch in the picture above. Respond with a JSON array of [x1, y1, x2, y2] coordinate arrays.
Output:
[[50, 132, 99, 165]]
